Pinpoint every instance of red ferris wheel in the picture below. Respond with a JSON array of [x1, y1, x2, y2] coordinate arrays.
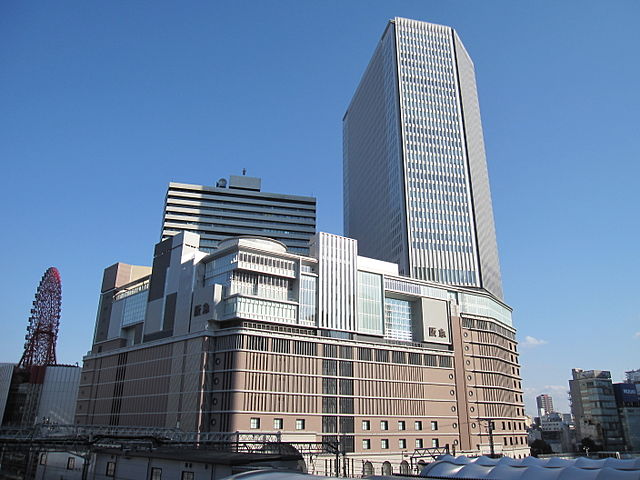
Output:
[[18, 267, 62, 368]]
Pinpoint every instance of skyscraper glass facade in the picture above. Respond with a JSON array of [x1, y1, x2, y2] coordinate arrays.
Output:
[[343, 25, 408, 274], [344, 17, 503, 299], [396, 20, 477, 286]]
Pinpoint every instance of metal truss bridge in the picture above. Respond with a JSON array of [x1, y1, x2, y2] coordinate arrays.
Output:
[[0, 424, 339, 455]]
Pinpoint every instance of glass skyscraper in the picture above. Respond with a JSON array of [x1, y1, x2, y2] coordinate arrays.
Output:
[[344, 17, 503, 299]]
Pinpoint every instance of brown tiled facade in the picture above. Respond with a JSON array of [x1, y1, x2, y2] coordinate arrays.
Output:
[[77, 233, 529, 475], [78, 327, 528, 474]]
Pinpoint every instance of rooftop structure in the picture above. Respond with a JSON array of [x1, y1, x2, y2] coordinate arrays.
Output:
[[626, 369, 640, 384]]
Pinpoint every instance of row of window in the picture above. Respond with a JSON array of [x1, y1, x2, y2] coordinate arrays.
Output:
[[362, 419, 437, 431], [249, 417, 443, 433], [165, 207, 315, 226], [239, 334, 454, 368], [167, 189, 316, 211], [250, 417, 305, 430], [363, 438, 439, 450]]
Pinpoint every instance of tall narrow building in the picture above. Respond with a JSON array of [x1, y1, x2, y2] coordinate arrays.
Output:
[[344, 17, 502, 299], [162, 174, 316, 255], [569, 369, 625, 450], [536, 394, 555, 417]]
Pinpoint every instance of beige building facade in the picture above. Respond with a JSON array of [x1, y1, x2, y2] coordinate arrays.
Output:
[[77, 232, 528, 474]]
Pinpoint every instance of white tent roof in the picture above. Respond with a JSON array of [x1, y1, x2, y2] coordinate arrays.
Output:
[[420, 455, 640, 480]]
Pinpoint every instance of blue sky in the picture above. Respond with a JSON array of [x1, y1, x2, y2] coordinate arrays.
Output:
[[1, 1, 638, 416]]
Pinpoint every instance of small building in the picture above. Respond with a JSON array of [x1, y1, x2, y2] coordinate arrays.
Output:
[[538, 412, 575, 453], [0, 364, 80, 427]]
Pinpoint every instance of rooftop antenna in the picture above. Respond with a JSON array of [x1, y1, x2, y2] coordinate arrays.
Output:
[[242, 168, 246, 176]]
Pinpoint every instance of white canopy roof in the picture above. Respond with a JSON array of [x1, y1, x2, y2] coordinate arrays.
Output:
[[420, 455, 640, 480]]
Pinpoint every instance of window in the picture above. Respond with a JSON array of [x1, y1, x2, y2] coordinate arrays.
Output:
[[106, 462, 116, 477], [296, 419, 306, 430], [415, 421, 423, 431], [250, 417, 260, 429], [431, 421, 438, 431], [380, 420, 389, 431], [398, 420, 406, 431], [381, 439, 389, 449], [274, 418, 284, 429], [182, 473, 194, 480], [151, 468, 162, 480], [67, 457, 76, 470], [39, 454, 47, 465], [362, 439, 371, 450], [399, 439, 407, 449], [362, 420, 370, 431], [416, 439, 423, 448], [432, 438, 439, 448]]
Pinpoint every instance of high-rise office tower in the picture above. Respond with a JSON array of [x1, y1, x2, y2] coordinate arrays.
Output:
[[569, 369, 625, 450], [344, 17, 502, 299], [536, 394, 554, 418], [162, 174, 316, 255]]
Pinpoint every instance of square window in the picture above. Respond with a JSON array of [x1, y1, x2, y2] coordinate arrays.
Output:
[[431, 421, 438, 431], [296, 419, 305, 430], [415, 439, 423, 448], [106, 462, 116, 477], [182, 472, 194, 480], [398, 420, 406, 431], [399, 439, 407, 449], [274, 418, 284, 430], [362, 439, 371, 450], [415, 421, 423, 431], [67, 458, 76, 470], [362, 420, 370, 431], [381, 439, 389, 449], [380, 420, 388, 431], [151, 467, 162, 480], [250, 418, 260, 429], [432, 438, 439, 448]]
